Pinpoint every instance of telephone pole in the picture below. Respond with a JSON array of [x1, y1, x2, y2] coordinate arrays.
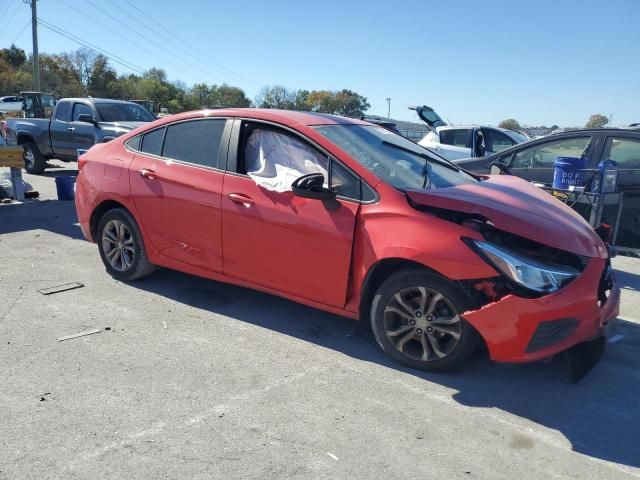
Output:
[[386, 97, 391, 120], [24, 0, 40, 91]]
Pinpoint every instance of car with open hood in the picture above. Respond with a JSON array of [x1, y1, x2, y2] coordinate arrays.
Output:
[[75, 109, 619, 372], [412, 105, 528, 161]]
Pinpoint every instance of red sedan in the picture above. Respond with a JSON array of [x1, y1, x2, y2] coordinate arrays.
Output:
[[75, 109, 619, 371]]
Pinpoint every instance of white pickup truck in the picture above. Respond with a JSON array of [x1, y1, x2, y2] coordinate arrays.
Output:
[[411, 106, 529, 161]]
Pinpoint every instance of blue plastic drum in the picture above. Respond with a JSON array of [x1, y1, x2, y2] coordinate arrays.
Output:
[[553, 157, 586, 189], [55, 175, 76, 201]]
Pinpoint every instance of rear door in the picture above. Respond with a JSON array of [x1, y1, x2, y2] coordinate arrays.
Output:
[[129, 117, 230, 272], [434, 128, 473, 160], [598, 134, 640, 249], [220, 120, 361, 307], [482, 128, 518, 156]]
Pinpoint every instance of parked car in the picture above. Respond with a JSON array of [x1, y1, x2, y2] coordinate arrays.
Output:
[[411, 105, 528, 160], [455, 128, 640, 250], [0, 95, 23, 103], [7, 98, 155, 174], [75, 109, 618, 372]]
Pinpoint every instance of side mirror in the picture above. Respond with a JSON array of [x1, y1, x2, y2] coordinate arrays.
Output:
[[490, 161, 511, 175], [292, 173, 336, 200], [78, 114, 98, 126]]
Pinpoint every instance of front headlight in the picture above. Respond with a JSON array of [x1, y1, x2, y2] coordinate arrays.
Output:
[[469, 240, 579, 294]]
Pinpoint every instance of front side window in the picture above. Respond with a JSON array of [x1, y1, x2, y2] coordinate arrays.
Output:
[[483, 128, 516, 153], [242, 127, 328, 193], [54, 102, 70, 122], [94, 103, 156, 123], [72, 103, 92, 122], [439, 129, 471, 147], [140, 127, 165, 156], [163, 119, 226, 168], [603, 137, 640, 169], [315, 124, 477, 191], [511, 136, 592, 169]]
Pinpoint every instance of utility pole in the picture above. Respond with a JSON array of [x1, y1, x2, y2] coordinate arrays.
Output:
[[24, 0, 40, 91], [386, 97, 391, 120], [609, 113, 613, 127]]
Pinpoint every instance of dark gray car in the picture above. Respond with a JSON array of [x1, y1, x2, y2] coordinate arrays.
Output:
[[456, 128, 640, 250], [7, 98, 155, 174]]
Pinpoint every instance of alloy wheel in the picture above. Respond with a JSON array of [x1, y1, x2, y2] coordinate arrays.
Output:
[[382, 286, 462, 362], [24, 148, 35, 170], [101, 220, 136, 272]]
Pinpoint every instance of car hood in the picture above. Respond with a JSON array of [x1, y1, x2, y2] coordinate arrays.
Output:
[[406, 175, 606, 258]]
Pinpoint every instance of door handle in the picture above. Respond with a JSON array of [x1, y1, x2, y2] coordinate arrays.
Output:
[[227, 193, 255, 207], [67, 127, 75, 132], [139, 168, 158, 180]]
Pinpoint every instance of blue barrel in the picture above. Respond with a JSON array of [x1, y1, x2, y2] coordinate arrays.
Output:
[[55, 175, 76, 200], [552, 156, 586, 189]]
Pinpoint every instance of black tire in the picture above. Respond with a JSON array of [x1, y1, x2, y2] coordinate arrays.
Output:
[[23, 141, 47, 174], [97, 208, 155, 281], [370, 270, 479, 371]]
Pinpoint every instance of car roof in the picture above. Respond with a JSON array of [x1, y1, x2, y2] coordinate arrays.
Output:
[[61, 98, 138, 105], [484, 127, 640, 159], [436, 125, 515, 134], [157, 108, 371, 127]]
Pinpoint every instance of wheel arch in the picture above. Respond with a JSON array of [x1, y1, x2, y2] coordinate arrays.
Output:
[[16, 132, 35, 145], [358, 258, 439, 321], [90, 199, 130, 241]]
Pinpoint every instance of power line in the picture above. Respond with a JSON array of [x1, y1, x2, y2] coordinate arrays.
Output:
[[10, 20, 30, 44], [0, 1, 22, 33], [83, 0, 227, 86], [119, 0, 260, 89], [58, 0, 204, 80], [37, 18, 145, 74]]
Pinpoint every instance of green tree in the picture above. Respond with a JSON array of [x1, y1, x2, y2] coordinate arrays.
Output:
[[87, 55, 117, 97], [333, 89, 370, 118], [255, 85, 297, 109], [0, 44, 27, 68], [585, 114, 608, 128], [498, 118, 521, 131]]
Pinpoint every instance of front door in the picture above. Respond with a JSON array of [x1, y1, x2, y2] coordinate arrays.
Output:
[[69, 103, 98, 157], [221, 122, 359, 307], [129, 118, 229, 272]]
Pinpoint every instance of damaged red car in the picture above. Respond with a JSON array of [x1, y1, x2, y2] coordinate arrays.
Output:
[[75, 109, 620, 371]]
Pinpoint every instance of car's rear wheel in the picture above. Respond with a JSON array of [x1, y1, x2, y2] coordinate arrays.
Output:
[[370, 270, 479, 371], [23, 141, 46, 174], [97, 208, 155, 281]]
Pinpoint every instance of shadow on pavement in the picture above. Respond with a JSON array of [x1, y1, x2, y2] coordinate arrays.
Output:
[[0, 200, 83, 239], [40, 169, 79, 178], [131, 268, 640, 470]]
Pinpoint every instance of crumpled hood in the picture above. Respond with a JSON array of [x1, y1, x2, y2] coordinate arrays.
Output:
[[407, 175, 607, 258]]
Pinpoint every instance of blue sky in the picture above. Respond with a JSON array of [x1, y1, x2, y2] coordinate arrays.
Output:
[[2, 0, 639, 126]]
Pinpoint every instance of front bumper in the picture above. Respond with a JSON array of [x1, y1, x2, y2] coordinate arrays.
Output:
[[462, 258, 620, 363]]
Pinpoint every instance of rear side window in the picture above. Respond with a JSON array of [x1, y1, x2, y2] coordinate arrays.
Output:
[[440, 129, 471, 147], [141, 127, 165, 156], [54, 102, 70, 121], [126, 135, 141, 151], [162, 119, 226, 168]]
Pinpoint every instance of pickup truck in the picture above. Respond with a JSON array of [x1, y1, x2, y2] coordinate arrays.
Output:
[[7, 98, 155, 174]]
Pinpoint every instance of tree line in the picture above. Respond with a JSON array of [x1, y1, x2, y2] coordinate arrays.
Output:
[[0, 45, 370, 117]]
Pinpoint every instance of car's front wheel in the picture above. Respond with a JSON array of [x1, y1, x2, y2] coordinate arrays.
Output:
[[370, 270, 479, 371], [97, 208, 155, 281]]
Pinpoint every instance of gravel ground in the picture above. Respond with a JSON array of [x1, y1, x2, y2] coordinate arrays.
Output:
[[1, 162, 639, 479]]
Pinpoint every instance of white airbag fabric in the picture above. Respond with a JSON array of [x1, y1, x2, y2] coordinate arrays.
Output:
[[245, 129, 327, 192]]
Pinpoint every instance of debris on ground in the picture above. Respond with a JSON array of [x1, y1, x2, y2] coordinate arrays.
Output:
[[326, 452, 338, 461], [38, 282, 85, 295], [58, 328, 103, 342], [162, 321, 167, 329], [37, 393, 51, 402]]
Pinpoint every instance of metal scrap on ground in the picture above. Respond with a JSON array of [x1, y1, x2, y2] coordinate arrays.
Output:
[[37, 282, 84, 295], [57, 328, 103, 342]]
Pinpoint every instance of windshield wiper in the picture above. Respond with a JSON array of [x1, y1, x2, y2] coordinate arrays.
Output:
[[381, 140, 460, 172]]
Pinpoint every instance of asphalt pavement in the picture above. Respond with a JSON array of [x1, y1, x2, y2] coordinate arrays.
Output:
[[1, 161, 639, 479]]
